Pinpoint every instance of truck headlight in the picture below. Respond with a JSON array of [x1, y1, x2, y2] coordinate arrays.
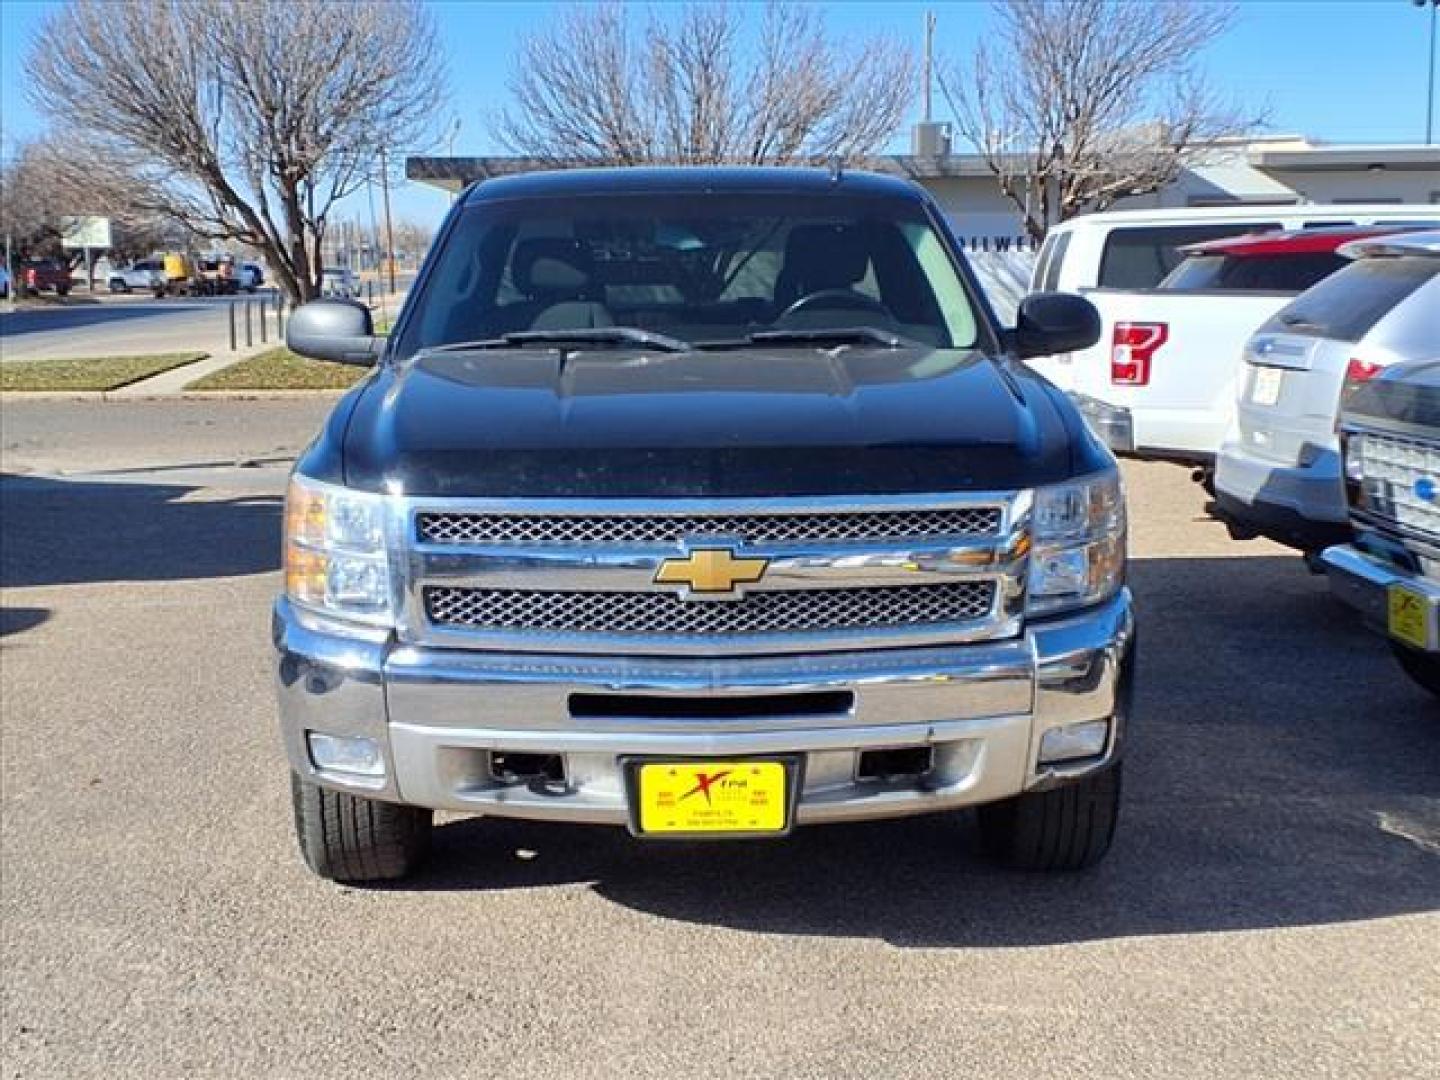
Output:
[[1026, 470, 1126, 617], [284, 475, 393, 624]]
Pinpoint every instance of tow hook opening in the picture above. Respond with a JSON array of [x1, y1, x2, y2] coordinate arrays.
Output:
[[857, 746, 934, 781], [489, 752, 566, 785]]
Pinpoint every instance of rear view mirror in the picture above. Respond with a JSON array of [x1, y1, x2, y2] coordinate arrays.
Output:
[[1013, 292, 1102, 359], [286, 299, 379, 365]]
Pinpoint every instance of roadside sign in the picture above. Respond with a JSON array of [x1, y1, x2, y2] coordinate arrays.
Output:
[[60, 216, 113, 250]]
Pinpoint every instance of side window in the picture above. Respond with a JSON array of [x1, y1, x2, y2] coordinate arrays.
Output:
[[1041, 231, 1070, 291], [1098, 223, 1279, 288]]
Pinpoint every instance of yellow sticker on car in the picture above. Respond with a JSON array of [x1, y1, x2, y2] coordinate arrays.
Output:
[[1388, 584, 1432, 651], [636, 761, 788, 835]]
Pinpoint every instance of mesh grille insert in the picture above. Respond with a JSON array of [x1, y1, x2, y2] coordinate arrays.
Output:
[[1353, 432, 1440, 542], [425, 582, 997, 637], [416, 507, 1002, 547]]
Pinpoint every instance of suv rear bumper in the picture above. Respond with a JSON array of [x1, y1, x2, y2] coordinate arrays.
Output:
[[1214, 441, 1350, 552], [275, 591, 1134, 826]]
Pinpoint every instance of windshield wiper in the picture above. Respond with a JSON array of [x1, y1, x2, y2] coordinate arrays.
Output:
[[746, 327, 911, 349], [427, 327, 692, 354]]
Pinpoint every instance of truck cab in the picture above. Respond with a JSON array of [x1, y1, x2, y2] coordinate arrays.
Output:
[[276, 167, 1134, 882]]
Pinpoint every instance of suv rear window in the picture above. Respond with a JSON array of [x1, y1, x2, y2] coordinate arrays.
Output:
[[1098, 223, 1279, 288], [1159, 251, 1347, 292], [1264, 256, 1438, 342]]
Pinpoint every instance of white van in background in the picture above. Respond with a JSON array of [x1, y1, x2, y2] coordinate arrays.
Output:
[[1027, 205, 1440, 463]]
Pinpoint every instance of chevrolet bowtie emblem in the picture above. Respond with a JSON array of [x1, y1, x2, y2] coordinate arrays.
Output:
[[655, 548, 769, 597]]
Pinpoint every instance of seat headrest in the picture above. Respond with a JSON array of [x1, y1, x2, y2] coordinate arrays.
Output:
[[513, 238, 593, 297], [781, 224, 869, 291]]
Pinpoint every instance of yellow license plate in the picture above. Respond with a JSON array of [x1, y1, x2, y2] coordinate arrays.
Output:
[[1388, 585, 1432, 650], [634, 761, 788, 835]]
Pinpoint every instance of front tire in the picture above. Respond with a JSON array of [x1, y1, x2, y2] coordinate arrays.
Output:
[[1392, 644, 1440, 698], [977, 761, 1121, 871], [290, 772, 432, 882]]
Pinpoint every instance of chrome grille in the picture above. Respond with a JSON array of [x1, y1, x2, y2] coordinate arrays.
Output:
[[425, 582, 997, 637], [1353, 432, 1440, 541], [417, 507, 1002, 547]]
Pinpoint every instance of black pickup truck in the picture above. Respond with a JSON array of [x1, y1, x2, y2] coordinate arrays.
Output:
[[276, 167, 1134, 882]]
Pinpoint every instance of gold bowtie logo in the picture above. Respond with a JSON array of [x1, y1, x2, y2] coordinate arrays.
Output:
[[655, 548, 769, 596]]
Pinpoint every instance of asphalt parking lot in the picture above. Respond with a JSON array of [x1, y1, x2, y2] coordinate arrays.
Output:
[[2, 398, 1437, 1080]]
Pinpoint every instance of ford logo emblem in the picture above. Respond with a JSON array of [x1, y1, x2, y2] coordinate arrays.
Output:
[[1416, 477, 1438, 504]]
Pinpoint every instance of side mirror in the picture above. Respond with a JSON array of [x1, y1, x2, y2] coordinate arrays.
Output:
[[1012, 292, 1101, 359], [286, 298, 379, 365]]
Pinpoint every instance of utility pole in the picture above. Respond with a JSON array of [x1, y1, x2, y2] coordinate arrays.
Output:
[[923, 11, 935, 122], [378, 146, 397, 294]]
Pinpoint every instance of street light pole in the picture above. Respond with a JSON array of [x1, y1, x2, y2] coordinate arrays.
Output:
[[1420, 0, 1439, 144]]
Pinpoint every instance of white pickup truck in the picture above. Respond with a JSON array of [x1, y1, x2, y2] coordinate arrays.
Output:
[[1027, 205, 1440, 463]]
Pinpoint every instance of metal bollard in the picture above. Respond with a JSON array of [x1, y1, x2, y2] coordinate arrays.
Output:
[[259, 300, 268, 344], [228, 302, 237, 352], [244, 300, 253, 348]]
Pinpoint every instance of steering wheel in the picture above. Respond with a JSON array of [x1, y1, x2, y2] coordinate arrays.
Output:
[[778, 288, 893, 323]]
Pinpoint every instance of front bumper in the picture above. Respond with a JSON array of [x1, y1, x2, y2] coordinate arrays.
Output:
[[1322, 544, 1440, 653], [1214, 441, 1349, 551], [275, 591, 1135, 826], [1070, 394, 1135, 455]]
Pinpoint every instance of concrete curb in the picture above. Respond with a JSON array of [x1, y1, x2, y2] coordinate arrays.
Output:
[[2, 387, 347, 403]]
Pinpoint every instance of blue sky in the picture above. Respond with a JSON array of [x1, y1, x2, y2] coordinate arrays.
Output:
[[2, 0, 1437, 228]]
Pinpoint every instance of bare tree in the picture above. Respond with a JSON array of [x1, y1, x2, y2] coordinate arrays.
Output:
[[0, 134, 172, 268], [28, 0, 444, 301], [497, 2, 914, 166], [940, 0, 1265, 241]]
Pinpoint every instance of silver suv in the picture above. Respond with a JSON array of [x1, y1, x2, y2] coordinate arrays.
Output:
[[1215, 231, 1440, 555]]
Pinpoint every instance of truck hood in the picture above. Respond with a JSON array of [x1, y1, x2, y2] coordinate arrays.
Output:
[[336, 345, 1082, 498]]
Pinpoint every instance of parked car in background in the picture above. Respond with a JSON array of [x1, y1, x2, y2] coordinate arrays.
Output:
[[1029, 224, 1428, 465], [20, 259, 72, 296], [1030, 204, 1440, 295], [109, 259, 165, 293], [239, 262, 265, 292], [1323, 359, 1440, 698], [320, 265, 357, 298], [196, 254, 240, 295], [1215, 231, 1440, 555], [1027, 206, 1439, 460]]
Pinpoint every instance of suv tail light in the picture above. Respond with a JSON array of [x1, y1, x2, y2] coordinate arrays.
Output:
[[1344, 357, 1384, 387], [1111, 322, 1168, 386]]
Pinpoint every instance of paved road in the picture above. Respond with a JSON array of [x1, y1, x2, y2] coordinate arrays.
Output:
[[0, 285, 409, 362], [1, 399, 1436, 1079]]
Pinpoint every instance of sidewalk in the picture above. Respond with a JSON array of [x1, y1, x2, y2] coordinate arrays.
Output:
[[107, 347, 273, 396]]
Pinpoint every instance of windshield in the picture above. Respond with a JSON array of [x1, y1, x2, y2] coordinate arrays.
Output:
[[393, 193, 980, 360]]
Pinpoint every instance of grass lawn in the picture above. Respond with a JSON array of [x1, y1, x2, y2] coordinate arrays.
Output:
[[188, 347, 367, 391], [0, 353, 205, 392]]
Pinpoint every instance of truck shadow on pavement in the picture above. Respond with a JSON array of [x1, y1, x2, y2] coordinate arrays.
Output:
[[0, 472, 281, 591], [409, 555, 1439, 947]]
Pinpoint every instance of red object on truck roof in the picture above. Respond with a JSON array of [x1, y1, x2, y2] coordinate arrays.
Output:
[[1179, 225, 1421, 258]]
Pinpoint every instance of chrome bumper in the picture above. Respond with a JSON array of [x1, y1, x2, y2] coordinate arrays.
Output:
[[1322, 544, 1440, 652], [1070, 393, 1135, 455], [274, 591, 1135, 825]]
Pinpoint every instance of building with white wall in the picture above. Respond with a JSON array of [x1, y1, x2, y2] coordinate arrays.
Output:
[[407, 136, 1440, 252]]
